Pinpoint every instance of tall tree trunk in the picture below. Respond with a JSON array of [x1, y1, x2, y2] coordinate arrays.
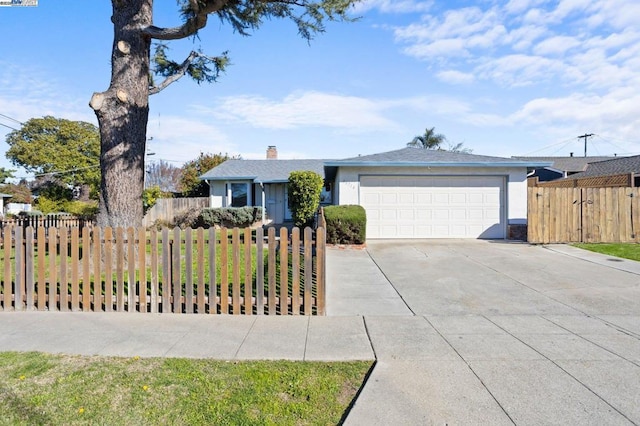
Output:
[[90, 0, 152, 228]]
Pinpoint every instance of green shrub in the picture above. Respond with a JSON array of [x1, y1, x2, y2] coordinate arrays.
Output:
[[324, 205, 366, 244], [34, 196, 64, 215], [198, 207, 263, 228], [143, 185, 172, 213], [288, 171, 323, 227], [63, 200, 99, 219]]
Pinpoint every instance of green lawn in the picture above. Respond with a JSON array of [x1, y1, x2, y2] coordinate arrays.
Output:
[[0, 352, 372, 425], [572, 243, 640, 262]]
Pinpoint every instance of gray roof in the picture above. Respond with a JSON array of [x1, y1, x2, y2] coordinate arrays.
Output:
[[200, 159, 326, 183], [566, 155, 640, 179], [512, 156, 614, 173], [326, 147, 550, 168]]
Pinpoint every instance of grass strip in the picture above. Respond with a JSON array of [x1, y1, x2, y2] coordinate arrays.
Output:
[[0, 352, 372, 425], [572, 243, 640, 262]]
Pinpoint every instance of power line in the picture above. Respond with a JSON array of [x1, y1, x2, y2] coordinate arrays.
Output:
[[0, 122, 18, 131], [519, 136, 578, 156], [0, 113, 23, 125]]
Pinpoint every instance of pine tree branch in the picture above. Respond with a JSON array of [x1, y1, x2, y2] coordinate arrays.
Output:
[[149, 51, 200, 95], [142, 0, 228, 40]]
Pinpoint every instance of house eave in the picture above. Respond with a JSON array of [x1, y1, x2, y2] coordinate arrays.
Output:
[[200, 176, 258, 182], [323, 161, 553, 168]]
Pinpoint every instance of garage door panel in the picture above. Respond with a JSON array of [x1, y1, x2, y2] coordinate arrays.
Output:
[[360, 175, 505, 239]]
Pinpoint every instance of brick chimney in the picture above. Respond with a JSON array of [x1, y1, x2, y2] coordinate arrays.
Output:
[[266, 145, 278, 159]]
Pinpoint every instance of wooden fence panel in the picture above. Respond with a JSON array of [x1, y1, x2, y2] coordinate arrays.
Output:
[[0, 225, 326, 315], [528, 187, 640, 243]]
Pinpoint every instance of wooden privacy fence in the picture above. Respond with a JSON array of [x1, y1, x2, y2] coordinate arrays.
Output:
[[0, 225, 326, 315], [528, 187, 640, 243]]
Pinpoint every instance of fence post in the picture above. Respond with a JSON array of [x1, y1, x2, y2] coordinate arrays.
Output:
[[161, 228, 170, 313], [2, 226, 12, 311], [267, 227, 276, 315], [279, 227, 289, 315], [255, 227, 264, 315], [315, 227, 326, 316], [14, 227, 24, 311], [25, 227, 35, 311], [208, 227, 217, 314], [304, 227, 313, 316], [172, 227, 182, 313], [291, 227, 300, 315], [220, 227, 229, 314]]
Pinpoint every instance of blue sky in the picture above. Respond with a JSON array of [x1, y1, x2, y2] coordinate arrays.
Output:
[[2, 0, 640, 180]]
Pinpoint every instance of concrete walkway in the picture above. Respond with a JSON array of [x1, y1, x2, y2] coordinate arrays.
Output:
[[1, 241, 639, 425]]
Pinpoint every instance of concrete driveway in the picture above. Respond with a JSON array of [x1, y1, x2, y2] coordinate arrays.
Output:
[[327, 240, 640, 425]]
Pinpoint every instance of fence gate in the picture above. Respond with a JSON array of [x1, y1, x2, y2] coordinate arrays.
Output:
[[528, 187, 640, 244]]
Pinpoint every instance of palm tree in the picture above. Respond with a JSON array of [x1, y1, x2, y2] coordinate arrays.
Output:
[[407, 127, 447, 149]]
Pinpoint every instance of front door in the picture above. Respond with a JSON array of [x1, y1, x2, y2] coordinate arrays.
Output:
[[284, 184, 292, 221]]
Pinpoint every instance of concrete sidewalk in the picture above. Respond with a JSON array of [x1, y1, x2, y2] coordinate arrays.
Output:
[[0, 312, 374, 361]]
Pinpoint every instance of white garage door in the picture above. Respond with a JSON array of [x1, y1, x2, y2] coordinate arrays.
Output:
[[360, 175, 505, 239]]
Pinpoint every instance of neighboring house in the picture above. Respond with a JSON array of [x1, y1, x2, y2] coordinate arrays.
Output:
[[0, 193, 12, 218], [201, 146, 549, 239], [554, 155, 640, 187], [512, 155, 614, 181], [5, 202, 32, 216]]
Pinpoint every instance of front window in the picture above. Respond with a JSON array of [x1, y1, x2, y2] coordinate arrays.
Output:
[[230, 183, 248, 207]]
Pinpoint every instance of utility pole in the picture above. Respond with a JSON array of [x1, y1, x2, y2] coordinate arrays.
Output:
[[577, 133, 594, 157]]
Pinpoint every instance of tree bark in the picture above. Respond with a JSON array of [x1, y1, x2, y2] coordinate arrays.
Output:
[[91, 0, 152, 228]]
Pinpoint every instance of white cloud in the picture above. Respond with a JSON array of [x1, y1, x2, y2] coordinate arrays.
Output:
[[533, 35, 581, 56], [353, 0, 433, 14], [205, 91, 399, 132], [436, 70, 475, 84], [146, 116, 232, 164]]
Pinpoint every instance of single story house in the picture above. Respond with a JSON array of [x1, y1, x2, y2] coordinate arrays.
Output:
[[512, 155, 613, 182], [200, 146, 549, 239]]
